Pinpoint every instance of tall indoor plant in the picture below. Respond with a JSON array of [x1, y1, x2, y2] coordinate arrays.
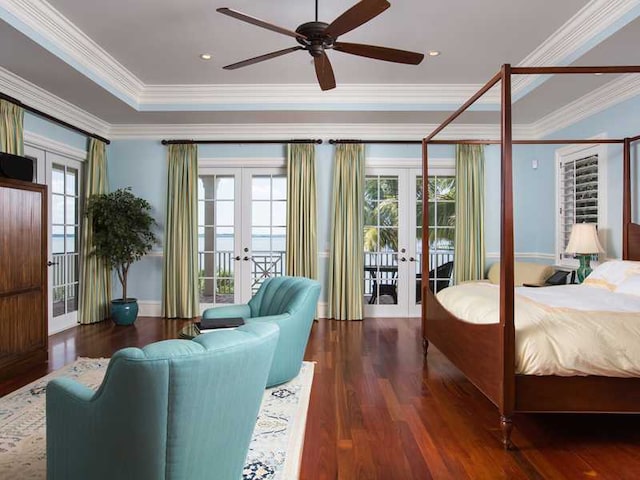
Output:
[[87, 188, 157, 325]]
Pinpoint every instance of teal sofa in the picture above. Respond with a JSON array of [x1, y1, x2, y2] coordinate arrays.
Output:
[[203, 276, 321, 387], [46, 322, 279, 480]]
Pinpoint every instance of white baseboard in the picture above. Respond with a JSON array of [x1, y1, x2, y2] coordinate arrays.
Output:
[[317, 302, 328, 319], [138, 300, 162, 317], [48, 320, 78, 336]]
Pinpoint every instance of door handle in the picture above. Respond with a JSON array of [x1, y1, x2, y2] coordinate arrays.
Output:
[[243, 256, 251, 261], [234, 256, 241, 261], [409, 257, 415, 262], [400, 257, 407, 262], [46, 261, 58, 267]]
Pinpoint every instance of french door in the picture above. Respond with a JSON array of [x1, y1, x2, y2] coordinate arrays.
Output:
[[198, 167, 287, 310], [364, 166, 455, 317], [24, 146, 83, 334], [364, 169, 419, 317]]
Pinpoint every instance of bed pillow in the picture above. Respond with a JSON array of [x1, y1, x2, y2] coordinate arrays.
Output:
[[583, 260, 640, 290]]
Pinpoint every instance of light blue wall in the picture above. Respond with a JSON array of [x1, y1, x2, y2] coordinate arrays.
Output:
[[539, 94, 640, 259], [24, 112, 88, 151], [107, 140, 551, 303]]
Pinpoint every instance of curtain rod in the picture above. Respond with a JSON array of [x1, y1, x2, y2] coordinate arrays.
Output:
[[161, 139, 323, 145], [0, 92, 110, 145], [427, 139, 626, 145], [329, 139, 421, 144]]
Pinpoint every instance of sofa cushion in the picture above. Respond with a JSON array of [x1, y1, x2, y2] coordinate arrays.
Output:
[[487, 261, 554, 286]]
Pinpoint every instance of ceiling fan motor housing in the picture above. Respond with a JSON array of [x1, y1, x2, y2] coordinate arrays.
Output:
[[296, 21, 335, 56]]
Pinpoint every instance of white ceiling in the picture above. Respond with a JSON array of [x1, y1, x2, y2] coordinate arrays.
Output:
[[0, 0, 639, 136]]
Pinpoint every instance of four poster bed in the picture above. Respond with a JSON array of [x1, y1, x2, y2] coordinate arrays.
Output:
[[421, 64, 640, 449]]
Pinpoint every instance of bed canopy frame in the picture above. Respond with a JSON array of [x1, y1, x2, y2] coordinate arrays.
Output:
[[421, 64, 640, 449]]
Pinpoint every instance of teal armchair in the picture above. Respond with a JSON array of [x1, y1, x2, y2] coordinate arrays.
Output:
[[203, 276, 321, 387], [46, 322, 279, 480]]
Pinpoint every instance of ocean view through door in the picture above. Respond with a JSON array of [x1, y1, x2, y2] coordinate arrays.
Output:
[[198, 167, 287, 310]]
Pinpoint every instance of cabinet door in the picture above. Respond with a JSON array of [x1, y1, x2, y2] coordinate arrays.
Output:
[[0, 181, 47, 375], [0, 184, 43, 294]]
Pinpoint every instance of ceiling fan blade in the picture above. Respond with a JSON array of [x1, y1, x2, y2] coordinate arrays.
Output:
[[223, 46, 304, 70], [314, 52, 336, 91], [325, 0, 390, 38], [333, 42, 424, 64], [217, 8, 307, 40]]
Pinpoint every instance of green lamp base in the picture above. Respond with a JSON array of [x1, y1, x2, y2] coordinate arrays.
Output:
[[576, 255, 593, 283]]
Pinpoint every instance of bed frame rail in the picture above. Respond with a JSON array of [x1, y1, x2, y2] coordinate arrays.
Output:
[[423, 289, 502, 405]]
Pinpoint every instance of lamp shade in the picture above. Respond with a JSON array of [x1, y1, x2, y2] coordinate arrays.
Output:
[[565, 223, 604, 254]]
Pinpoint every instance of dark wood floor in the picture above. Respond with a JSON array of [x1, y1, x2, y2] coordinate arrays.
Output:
[[2, 317, 640, 479]]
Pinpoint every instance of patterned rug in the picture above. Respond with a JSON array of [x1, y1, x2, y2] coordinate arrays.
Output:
[[0, 358, 314, 480]]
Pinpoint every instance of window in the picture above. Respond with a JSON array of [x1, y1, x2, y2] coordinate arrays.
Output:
[[556, 143, 605, 265]]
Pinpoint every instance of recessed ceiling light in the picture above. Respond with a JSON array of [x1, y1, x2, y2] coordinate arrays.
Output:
[[200, 53, 212, 60], [428, 50, 441, 57], [594, 72, 603, 76]]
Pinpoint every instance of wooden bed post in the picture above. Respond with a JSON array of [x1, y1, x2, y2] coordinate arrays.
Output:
[[623, 137, 631, 259], [422, 139, 430, 356], [499, 64, 516, 449]]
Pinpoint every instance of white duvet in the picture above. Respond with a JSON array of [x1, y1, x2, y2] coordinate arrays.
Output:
[[436, 283, 640, 377]]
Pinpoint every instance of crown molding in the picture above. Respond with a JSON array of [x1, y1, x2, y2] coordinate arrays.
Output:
[[139, 83, 498, 109], [0, 66, 110, 137], [531, 74, 640, 138], [0, 0, 143, 105], [23, 130, 86, 160], [2, 0, 638, 111], [109, 122, 533, 141], [513, 0, 640, 98]]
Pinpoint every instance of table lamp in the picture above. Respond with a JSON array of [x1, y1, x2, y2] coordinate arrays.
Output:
[[565, 223, 604, 283]]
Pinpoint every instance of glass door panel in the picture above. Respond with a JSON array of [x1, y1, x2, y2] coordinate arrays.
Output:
[[427, 176, 456, 295], [198, 174, 238, 307], [364, 173, 407, 316], [248, 174, 287, 296], [49, 162, 80, 330]]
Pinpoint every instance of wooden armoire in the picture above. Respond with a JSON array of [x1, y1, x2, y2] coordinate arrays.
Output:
[[0, 178, 48, 379]]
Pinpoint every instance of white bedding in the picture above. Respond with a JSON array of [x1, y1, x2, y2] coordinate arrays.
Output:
[[436, 283, 640, 377]]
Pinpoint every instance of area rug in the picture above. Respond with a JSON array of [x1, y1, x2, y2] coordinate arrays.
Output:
[[0, 358, 314, 480]]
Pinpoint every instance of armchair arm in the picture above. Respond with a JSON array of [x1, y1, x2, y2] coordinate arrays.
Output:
[[47, 377, 95, 404], [245, 313, 290, 325], [202, 304, 251, 320]]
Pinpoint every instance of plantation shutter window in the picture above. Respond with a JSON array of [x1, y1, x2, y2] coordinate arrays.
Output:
[[558, 154, 598, 263]]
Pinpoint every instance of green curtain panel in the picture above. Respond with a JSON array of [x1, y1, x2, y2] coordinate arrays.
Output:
[[0, 99, 24, 155], [286, 144, 318, 279], [453, 144, 485, 284], [328, 144, 365, 321], [162, 144, 199, 318], [78, 139, 111, 324]]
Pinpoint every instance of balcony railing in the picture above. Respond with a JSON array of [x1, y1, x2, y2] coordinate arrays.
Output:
[[198, 249, 454, 304], [198, 251, 287, 303], [363, 251, 454, 299]]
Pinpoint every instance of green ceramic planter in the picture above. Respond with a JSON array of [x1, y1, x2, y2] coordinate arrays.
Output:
[[110, 299, 139, 326]]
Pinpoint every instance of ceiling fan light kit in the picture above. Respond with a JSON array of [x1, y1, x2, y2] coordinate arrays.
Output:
[[217, 0, 425, 91]]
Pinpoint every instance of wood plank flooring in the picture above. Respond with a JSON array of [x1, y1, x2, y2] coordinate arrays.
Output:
[[2, 317, 640, 479]]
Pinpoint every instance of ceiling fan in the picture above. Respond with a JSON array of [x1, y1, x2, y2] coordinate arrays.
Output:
[[217, 0, 424, 91]]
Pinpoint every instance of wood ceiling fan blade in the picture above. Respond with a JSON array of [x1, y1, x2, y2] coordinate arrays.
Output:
[[314, 52, 336, 91], [333, 42, 424, 64], [325, 0, 390, 38], [223, 46, 304, 70], [217, 8, 307, 40]]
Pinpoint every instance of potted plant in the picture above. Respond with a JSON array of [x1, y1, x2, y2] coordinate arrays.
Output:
[[87, 187, 157, 325]]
